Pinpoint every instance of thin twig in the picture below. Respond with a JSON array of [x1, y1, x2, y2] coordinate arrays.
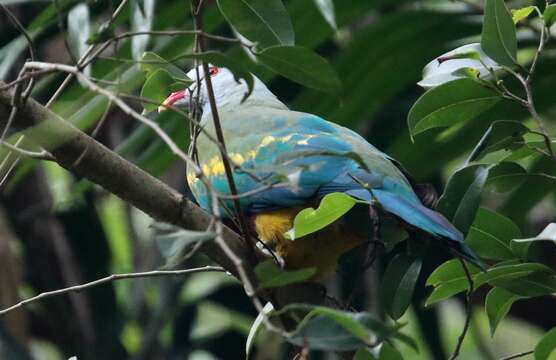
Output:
[[449, 258, 475, 360], [0, 266, 225, 316], [1, 140, 55, 161], [499, 350, 534, 360]]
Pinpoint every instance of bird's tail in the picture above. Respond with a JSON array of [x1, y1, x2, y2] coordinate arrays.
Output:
[[371, 189, 485, 269]]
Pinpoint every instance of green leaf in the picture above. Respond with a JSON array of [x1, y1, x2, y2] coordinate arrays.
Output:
[[426, 259, 481, 287], [419, 43, 503, 89], [131, 0, 155, 60], [511, 6, 536, 24], [216, 0, 294, 49], [535, 327, 556, 360], [246, 302, 274, 359], [67, 3, 91, 77], [254, 260, 316, 288], [465, 208, 521, 260], [545, 4, 556, 26], [437, 164, 493, 234], [485, 162, 528, 193], [468, 120, 530, 162], [255, 45, 342, 94], [378, 343, 403, 360], [140, 69, 175, 112], [312, 0, 337, 30], [492, 272, 556, 297], [152, 222, 215, 268], [511, 223, 556, 259], [140, 52, 191, 83], [285, 192, 358, 240], [408, 79, 502, 137], [354, 348, 378, 360], [381, 252, 423, 320], [176, 51, 254, 100], [485, 287, 523, 336], [481, 0, 517, 67], [86, 23, 115, 45], [283, 305, 416, 351], [425, 261, 548, 306]]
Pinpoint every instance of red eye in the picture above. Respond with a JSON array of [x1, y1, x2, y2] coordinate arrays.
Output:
[[209, 66, 219, 76]]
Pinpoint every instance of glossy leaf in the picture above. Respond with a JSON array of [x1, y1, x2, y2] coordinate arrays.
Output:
[[467, 120, 530, 162], [177, 51, 254, 100], [511, 6, 536, 24], [354, 348, 378, 360], [255, 45, 342, 94], [408, 79, 502, 137], [381, 252, 423, 320], [486, 161, 528, 193], [246, 302, 274, 359], [485, 287, 523, 336], [286, 192, 358, 240], [465, 208, 521, 260], [437, 164, 493, 234], [535, 327, 556, 360], [312, 0, 337, 30], [418, 43, 501, 89], [140, 52, 191, 83], [481, 0, 517, 66], [511, 223, 556, 259], [254, 260, 316, 288], [544, 4, 556, 26], [426, 261, 548, 306], [217, 0, 294, 49], [492, 272, 556, 297], [140, 69, 175, 112]]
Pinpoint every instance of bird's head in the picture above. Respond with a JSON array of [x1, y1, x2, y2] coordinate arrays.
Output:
[[158, 65, 285, 114]]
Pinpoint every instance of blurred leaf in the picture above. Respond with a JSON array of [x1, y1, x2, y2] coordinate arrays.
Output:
[[535, 327, 556, 360], [465, 208, 520, 260], [437, 164, 493, 234], [152, 222, 215, 268], [217, 0, 294, 48], [177, 51, 254, 100], [246, 302, 274, 359], [419, 43, 501, 89], [140, 69, 175, 112], [284, 305, 416, 351], [481, 0, 517, 67], [377, 343, 403, 360], [467, 120, 530, 162], [408, 79, 502, 137], [191, 302, 253, 340], [86, 23, 115, 45], [312, 0, 337, 30], [354, 348, 378, 360], [425, 261, 549, 306], [286, 192, 359, 239], [254, 260, 316, 288], [485, 287, 523, 336], [486, 161, 528, 193], [140, 52, 191, 83], [381, 252, 423, 320], [543, 4, 556, 26], [131, 0, 155, 60], [181, 272, 237, 304], [67, 3, 91, 77], [511, 6, 536, 23], [255, 45, 341, 94]]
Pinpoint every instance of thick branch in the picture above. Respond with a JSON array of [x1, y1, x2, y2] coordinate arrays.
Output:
[[0, 84, 243, 274]]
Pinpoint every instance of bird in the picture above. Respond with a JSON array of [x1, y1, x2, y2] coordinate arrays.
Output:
[[159, 65, 481, 278]]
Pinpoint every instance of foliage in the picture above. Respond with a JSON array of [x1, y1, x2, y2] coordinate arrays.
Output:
[[0, 0, 555, 359]]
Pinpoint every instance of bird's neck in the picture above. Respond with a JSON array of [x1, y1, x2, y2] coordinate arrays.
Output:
[[201, 78, 288, 117]]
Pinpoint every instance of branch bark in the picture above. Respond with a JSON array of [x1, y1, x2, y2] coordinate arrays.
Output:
[[0, 83, 322, 310]]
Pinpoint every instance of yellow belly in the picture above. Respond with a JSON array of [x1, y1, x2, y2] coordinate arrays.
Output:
[[254, 207, 363, 279]]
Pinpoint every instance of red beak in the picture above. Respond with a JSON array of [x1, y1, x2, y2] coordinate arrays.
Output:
[[158, 90, 186, 112]]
